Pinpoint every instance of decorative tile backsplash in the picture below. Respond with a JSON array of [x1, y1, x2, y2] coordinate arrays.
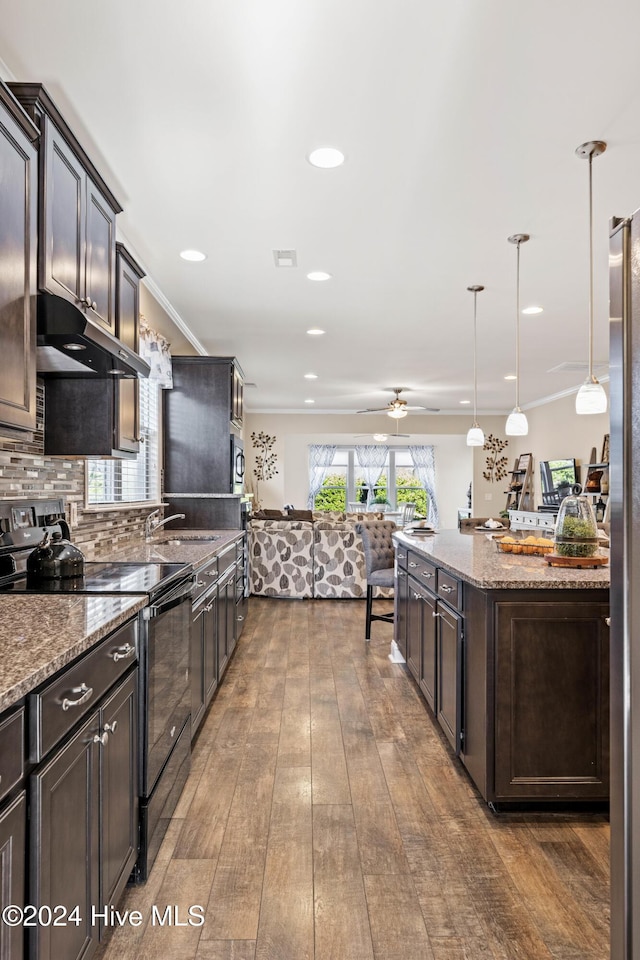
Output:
[[0, 383, 154, 558]]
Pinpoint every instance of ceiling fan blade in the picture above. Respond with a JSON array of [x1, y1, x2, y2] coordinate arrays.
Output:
[[356, 406, 391, 414]]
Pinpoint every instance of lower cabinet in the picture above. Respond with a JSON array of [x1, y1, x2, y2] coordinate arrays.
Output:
[[217, 565, 236, 680], [0, 791, 26, 960], [394, 566, 409, 660], [191, 586, 218, 736], [30, 668, 138, 960]]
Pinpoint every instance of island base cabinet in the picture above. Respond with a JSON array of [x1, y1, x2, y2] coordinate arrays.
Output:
[[493, 600, 609, 801], [0, 791, 26, 960], [436, 601, 463, 756], [30, 670, 138, 960]]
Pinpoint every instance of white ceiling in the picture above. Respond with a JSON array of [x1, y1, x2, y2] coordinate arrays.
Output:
[[1, 0, 640, 417]]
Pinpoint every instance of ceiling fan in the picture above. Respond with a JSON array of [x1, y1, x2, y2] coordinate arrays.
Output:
[[357, 387, 439, 419]]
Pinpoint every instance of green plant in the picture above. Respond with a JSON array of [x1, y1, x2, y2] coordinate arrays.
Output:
[[555, 515, 598, 557]]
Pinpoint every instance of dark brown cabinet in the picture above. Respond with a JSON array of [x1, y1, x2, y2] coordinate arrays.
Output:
[[217, 563, 237, 680], [0, 82, 39, 436], [0, 791, 26, 960], [29, 619, 139, 960], [164, 357, 245, 496], [231, 360, 244, 428], [435, 600, 463, 756], [9, 83, 122, 335], [115, 243, 145, 455]]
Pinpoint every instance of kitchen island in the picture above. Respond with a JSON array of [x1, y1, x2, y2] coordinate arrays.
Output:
[[393, 528, 610, 807]]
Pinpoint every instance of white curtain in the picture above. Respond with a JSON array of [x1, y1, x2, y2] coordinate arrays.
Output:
[[139, 318, 173, 388], [307, 444, 338, 508], [355, 444, 389, 507], [409, 445, 439, 526]]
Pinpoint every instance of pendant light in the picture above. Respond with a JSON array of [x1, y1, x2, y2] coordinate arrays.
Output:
[[505, 233, 530, 436], [466, 285, 485, 446], [575, 140, 608, 415]]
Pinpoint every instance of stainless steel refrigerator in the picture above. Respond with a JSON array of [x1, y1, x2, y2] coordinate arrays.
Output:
[[609, 210, 640, 959]]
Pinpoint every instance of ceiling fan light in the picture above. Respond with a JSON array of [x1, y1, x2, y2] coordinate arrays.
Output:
[[373, 433, 388, 442], [466, 424, 485, 447], [505, 407, 529, 436], [575, 377, 608, 415], [388, 407, 408, 419]]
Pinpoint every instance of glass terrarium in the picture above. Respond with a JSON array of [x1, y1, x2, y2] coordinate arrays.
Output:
[[554, 490, 599, 558]]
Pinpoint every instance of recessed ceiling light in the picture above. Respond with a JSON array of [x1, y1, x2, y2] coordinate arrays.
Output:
[[306, 328, 325, 336], [304, 373, 318, 379], [459, 399, 471, 405], [504, 374, 517, 381], [180, 249, 207, 262], [306, 271, 332, 282], [304, 398, 315, 404], [522, 305, 544, 315], [307, 147, 345, 168]]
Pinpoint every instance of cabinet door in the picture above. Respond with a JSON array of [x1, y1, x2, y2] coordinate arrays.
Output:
[[85, 177, 116, 333], [42, 118, 85, 306], [99, 671, 138, 923], [31, 712, 99, 960], [114, 250, 141, 455], [419, 590, 437, 713], [204, 595, 218, 703], [494, 600, 609, 800], [394, 568, 408, 660], [436, 602, 463, 756], [217, 573, 235, 680], [231, 363, 243, 426], [0, 790, 26, 960], [190, 605, 206, 738], [406, 581, 422, 682], [0, 100, 37, 433]]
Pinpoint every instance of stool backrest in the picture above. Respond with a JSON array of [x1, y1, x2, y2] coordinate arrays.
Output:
[[355, 520, 397, 575]]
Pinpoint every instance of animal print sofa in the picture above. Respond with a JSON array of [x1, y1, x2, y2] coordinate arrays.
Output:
[[248, 511, 395, 600]]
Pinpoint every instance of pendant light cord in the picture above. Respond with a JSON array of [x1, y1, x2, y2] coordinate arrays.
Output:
[[473, 289, 478, 423], [588, 151, 594, 382], [515, 239, 521, 410]]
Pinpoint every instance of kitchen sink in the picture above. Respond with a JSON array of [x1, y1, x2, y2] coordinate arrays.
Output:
[[152, 535, 223, 544]]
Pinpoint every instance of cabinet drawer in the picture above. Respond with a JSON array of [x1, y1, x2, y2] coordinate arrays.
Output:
[[218, 544, 237, 575], [395, 545, 409, 571], [406, 552, 437, 588], [30, 618, 138, 761], [0, 707, 24, 803], [437, 569, 462, 610], [193, 557, 218, 603]]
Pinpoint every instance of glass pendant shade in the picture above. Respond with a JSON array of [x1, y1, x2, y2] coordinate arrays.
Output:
[[388, 407, 407, 419], [575, 378, 608, 415], [505, 407, 529, 436], [466, 424, 485, 446]]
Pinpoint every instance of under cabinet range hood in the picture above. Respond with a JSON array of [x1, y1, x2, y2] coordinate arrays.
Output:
[[35, 293, 150, 378]]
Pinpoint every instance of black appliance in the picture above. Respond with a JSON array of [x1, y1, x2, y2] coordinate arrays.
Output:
[[0, 498, 193, 882], [231, 434, 245, 494]]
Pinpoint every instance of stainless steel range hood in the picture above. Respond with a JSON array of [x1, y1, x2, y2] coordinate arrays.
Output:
[[36, 293, 150, 378]]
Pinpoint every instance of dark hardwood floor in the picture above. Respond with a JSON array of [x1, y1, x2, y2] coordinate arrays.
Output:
[[99, 597, 610, 960]]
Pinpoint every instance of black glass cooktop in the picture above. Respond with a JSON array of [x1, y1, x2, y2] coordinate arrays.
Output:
[[0, 561, 191, 598]]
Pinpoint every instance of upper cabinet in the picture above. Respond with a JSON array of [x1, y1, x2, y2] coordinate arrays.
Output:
[[0, 82, 39, 436], [8, 82, 122, 335], [231, 359, 244, 428], [115, 243, 145, 455]]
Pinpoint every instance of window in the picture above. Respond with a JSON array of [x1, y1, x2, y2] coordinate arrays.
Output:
[[86, 378, 160, 504], [314, 448, 429, 516]]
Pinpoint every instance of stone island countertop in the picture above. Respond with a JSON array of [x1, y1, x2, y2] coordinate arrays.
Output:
[[394, 528, 610, 590], [0, 594, 146, 713]]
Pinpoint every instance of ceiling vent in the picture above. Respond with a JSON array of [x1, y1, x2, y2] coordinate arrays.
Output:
[[547, 360, 609, 375], [273, 249, 297, 267]]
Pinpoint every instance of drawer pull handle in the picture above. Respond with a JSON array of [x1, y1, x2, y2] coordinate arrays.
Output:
[[206, 570, 217, 577], [112, 643, 135, 662], [440, 584, 453, 593], [422, 571, 433, 579], [409, 561, 418, 568], [104, 721, 118, 735], [62, 683, 93, 711], [205, 603, 214, 612], [194, 579, 206, 588], [397, 570, 405, 577], [397, 553, 406, 560], [237, 615, 244, 621]]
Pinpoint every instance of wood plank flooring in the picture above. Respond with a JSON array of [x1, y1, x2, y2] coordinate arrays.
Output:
[[98, 597, 610, 960]]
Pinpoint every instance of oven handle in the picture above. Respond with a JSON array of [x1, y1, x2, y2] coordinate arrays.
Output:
[[143, 579, 193, 619]]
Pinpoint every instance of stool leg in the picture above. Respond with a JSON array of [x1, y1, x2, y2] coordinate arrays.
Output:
[[365, 584, 373, 641]]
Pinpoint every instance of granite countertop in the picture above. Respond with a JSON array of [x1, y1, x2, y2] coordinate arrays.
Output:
[[394, 528, 610, 590], [0, 594, 146, 713], [102, 528, 244, 567]]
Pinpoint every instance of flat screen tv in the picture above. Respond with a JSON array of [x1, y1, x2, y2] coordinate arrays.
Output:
[[540, 458, 580, 505]]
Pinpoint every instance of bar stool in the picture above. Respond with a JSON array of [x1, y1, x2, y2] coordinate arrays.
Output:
[[355, 520, 397, 640]]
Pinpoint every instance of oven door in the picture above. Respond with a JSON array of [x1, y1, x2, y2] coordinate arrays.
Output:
[[141, 578, 192, 796]]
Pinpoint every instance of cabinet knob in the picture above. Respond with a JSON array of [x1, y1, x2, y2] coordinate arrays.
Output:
[[92, 301, 97, 311], [93, 731, 109, 746], [440, 584, 453, 593], [104, 721, 118, 735], [409, 561, 418, 568], [422, 571, 433, 579], [605, 617, 611, 627], [432, 611, 442, 618]]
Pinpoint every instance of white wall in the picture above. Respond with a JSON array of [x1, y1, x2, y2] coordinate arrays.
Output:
[[245, 392, 611, 529]]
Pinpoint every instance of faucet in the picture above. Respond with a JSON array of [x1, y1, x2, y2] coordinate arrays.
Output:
[[145, 510, 185, 541]]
